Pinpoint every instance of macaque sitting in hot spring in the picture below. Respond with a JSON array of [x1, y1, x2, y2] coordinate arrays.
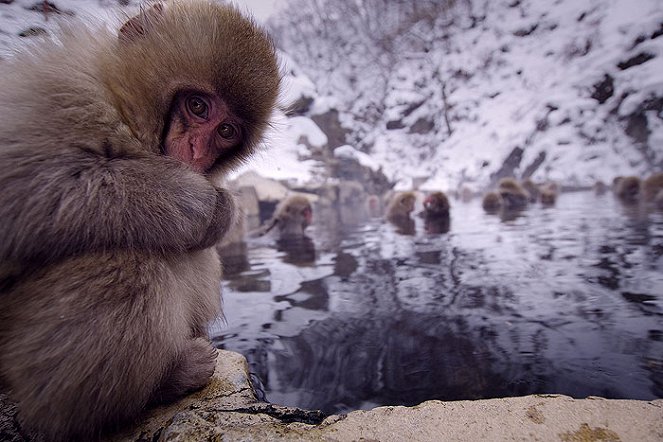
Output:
[[260, 195, 314, 239], [643, 172, 663, 207], [482, 178, 529, 215], [386, 191, 417, 235], [259, 195, 316, 265], [497, 177, 529, 211], [419, 191, 451, 234], [482, 191, 503, 213], [539, 182, 559, 206], [614, 175, 641, 204], [521, 178, 540, 203]]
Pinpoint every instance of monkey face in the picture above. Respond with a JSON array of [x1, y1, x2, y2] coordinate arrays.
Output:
[[423, 193, 449, 216], [302, 205, 313, 227], [164, 91, 243, 173], [399, 194, 416, 214]]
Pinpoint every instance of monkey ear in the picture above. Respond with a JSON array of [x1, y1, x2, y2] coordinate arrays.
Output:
[[119, 3, 165, 43]]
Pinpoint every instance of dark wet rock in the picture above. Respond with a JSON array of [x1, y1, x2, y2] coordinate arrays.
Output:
[[625, 112, 650, 144], [521, 151, 546, 179], [285, 96, 314, 116], [0, 394, 25, 442], [386, 119, 406, 130], [617, 52, 655, 70], [329, 155, 392, 196], [489, 146, 524, 185], [591, 74, 614, 104], [409, 117, 435, 135], [26, 1, 73, 16], [18, 27, 46, 37], [310, 109, 349, 150], [112, 351, 663, 442], [513, 23, 538, 37], [652, 22, 663, 39]]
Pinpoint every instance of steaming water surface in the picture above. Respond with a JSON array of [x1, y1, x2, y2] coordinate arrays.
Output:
[[211, 191, 663, 414]]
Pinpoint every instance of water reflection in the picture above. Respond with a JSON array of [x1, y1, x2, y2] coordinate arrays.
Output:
[[212, 191, 663, 414]]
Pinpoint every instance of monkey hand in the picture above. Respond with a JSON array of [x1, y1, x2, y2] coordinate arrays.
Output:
[[194, 186, 237, 250], [153, 338, 218, 404]]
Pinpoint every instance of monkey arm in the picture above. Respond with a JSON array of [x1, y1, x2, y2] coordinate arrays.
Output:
[[0, 147, 231, 265]]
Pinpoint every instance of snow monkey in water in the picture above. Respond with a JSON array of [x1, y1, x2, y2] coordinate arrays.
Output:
[[386, 191, 417, 235], [496, 177, 530, 210], [421, 191, 451, 234], [521, 178, 540, 203], [643, 172, 663, 204], [0, 2, 280, 440], [539, 182, 559, 206], [614, 175, 642, 204], [261, 195, 314, 239], [482, 191, 504, 213]]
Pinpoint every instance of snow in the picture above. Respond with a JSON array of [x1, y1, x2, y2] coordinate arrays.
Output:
[[232, 112, 321, 185], [334, 145, 380, 172], [1, 0, 662, 190], [267, 0, 663, 190]]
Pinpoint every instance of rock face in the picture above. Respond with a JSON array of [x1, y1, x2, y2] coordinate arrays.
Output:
[[3, 350, 662, 441], [108, 351, 326, 442], [112, 351, 663, 442]]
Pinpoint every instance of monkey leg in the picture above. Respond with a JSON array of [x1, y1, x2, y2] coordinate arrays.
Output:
[[0, 248, 222, 441]]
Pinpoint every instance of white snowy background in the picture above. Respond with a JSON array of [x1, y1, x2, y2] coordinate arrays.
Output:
[[2, 0, 661, 192]]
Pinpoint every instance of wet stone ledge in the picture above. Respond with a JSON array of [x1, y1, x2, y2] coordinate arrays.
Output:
[[112, 350, 662, 442], [2, 350, 662, 441]]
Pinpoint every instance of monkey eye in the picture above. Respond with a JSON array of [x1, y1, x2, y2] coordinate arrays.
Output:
[[186, 96, 208, 119], [218, 123, 237, 139]]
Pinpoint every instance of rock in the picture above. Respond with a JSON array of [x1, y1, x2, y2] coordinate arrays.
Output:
[[409, 117, 435, 134], [310, 109, 349, 150], [112, 350, 663, 442], [5, 351, 661, 441], [26, 1, 73, 16], [386, 119, 406, 130], [232, 171, 290, 203], [0, 394, 25, 442], [18, 27, 47, 38], [286, 96, 314, 116], [329, 155, 392, 196], [489, 146, 524, 185], [617, 52, 656, 70], [236, 185, 260, 218], [109, 350, 258, 441], [521, 151, 546, 179], [591, 74, 614, 104]]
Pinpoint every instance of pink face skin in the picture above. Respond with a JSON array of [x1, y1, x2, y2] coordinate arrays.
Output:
[[302, 205, 312, 227], [164, 91, 242, 174]]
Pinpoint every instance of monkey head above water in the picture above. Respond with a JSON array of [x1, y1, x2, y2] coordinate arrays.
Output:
[[497, 177, 529, 211], [520, 178, 539, 203], [262, 195, 314, 239], [386, 191, 417, 235], [386, 191, 417, 220], [0, 2, 280, 441], [643, 172, 663, 203], [539, 182, 559, 206], [421, 191, 451, 234], [614, 175, 641, 204], [422, 192, 451, 218], [482, 191, 503, 213]]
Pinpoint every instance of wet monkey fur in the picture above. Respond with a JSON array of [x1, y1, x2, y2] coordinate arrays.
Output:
[[0, 1, 280, 440]]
